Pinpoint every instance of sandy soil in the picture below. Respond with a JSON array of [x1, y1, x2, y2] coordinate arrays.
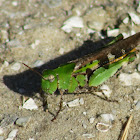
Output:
[[0, 0, 140, 140]]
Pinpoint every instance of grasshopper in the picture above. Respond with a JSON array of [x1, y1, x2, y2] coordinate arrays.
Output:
[[23, 32, 140, 121]]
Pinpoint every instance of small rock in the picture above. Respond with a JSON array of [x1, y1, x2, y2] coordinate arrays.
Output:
[[82, 134, 95, 138], [79, 98, 84, 105], [0, 114, 18, 128], [12, 1, 18, 6], [100, 85, 112, 98], [22, 98, 38, 110], [6, 129, 18, 140], [82, 122, 87, 129], [33, 60, 44, 67], [28, 138, 34, 140], [85, 7, 107, 31], [129, 12, 140, 25], [59, 48, 64, 55], [137, 63, 140, 72], [89, 117, 95, 124], [135, 101, 140, 110], [0, 61, 9, 73], [44, 0, 62, 8], [0, 30, 9, 43], [31, 40, 40, 49], [67, 98, 84, 107], [15, 116, 30, 127], [83, 112, 87, 115], [96, 122, 112, 132], [107, 29, 119, 37], [119, 72, 140, 86], [61, 16, 84, 33], [11, 62, 21, 71], [123, 17, 129, 24], [67, 98, 80, 107], [100, 114, 114, 123]]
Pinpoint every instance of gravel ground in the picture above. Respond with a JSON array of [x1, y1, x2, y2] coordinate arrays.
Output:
[[0, 0, 140, 140]]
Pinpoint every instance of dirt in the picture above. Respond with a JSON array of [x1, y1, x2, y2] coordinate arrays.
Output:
[[0, 0, 140, 140]]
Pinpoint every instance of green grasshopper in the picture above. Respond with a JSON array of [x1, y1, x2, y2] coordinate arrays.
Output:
[[23, 32, 140, 121]]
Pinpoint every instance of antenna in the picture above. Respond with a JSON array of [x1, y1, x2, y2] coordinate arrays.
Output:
[[22, 63, 46, 80]]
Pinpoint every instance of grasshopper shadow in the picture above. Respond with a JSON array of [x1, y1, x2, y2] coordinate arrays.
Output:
[[3, 37, 115, 97]]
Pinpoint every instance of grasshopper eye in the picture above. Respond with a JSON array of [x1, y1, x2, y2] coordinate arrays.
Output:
[[48, 75, 55, 82]]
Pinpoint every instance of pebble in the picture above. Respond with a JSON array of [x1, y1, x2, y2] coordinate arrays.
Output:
[[129, 12, 140, 25], [82, 122, 87, 129], [67, 98, 80, 107], [44, 0, 62, 8], [137, 63, 140, 72], [89, 117, 95, 124], [31, 40, 40, 49], [15, 116, 30, 127], [135, 101, 140, 110], [22, 98, 38, 110], [100, 85, 112, 98], [0, 114, 18, 129], [107, 29, 119, 37], [33, 60, 44, 67], [11, 62, 21, 71], [82, 134, 95, 138], [6, 129, 18, 140], [96, 122, 112, 132], [123, 17, 129, 24], [12, 1, 18, 6], [100, 114, 114, 123], [79, 98, 84, 105], [0, 30, 9, 43], [61, 16, 84, 33], [59, 48, 64, 55], [67, 98, 84, 107], [0, 61, 9, 73], [119, 72, 140, 86], [86, 7, 107, 31]]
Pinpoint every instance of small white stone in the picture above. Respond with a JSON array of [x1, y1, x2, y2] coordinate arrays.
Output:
[[82, 134, 95, 138], [28, 138, 34, 140], [23, 98, 38, 110], [119, 72, 140, 86], [79, 98, 84, 105], [82, 122, 87, 129], [67, 98, 80, 107], [59, 48, 64, 55], [100, 114, 114, 123], [123, 17, 129, 24], [137, 64, 140, 72], [135, 101, 140, 110], [6, 129, 18, 140], [33, 60, 44, 67], [31, 40, 40, 49], [11, 62, 21, 71], [100, 85, 112, 98], [89, 117, 95, 124], [83, 112, 87, 115], [96, 122, 112, 132], [61, 16, 84, 33], [12, 1, 18, 6], [129, 12, 140, 25], [107, 29, 119, 37]]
